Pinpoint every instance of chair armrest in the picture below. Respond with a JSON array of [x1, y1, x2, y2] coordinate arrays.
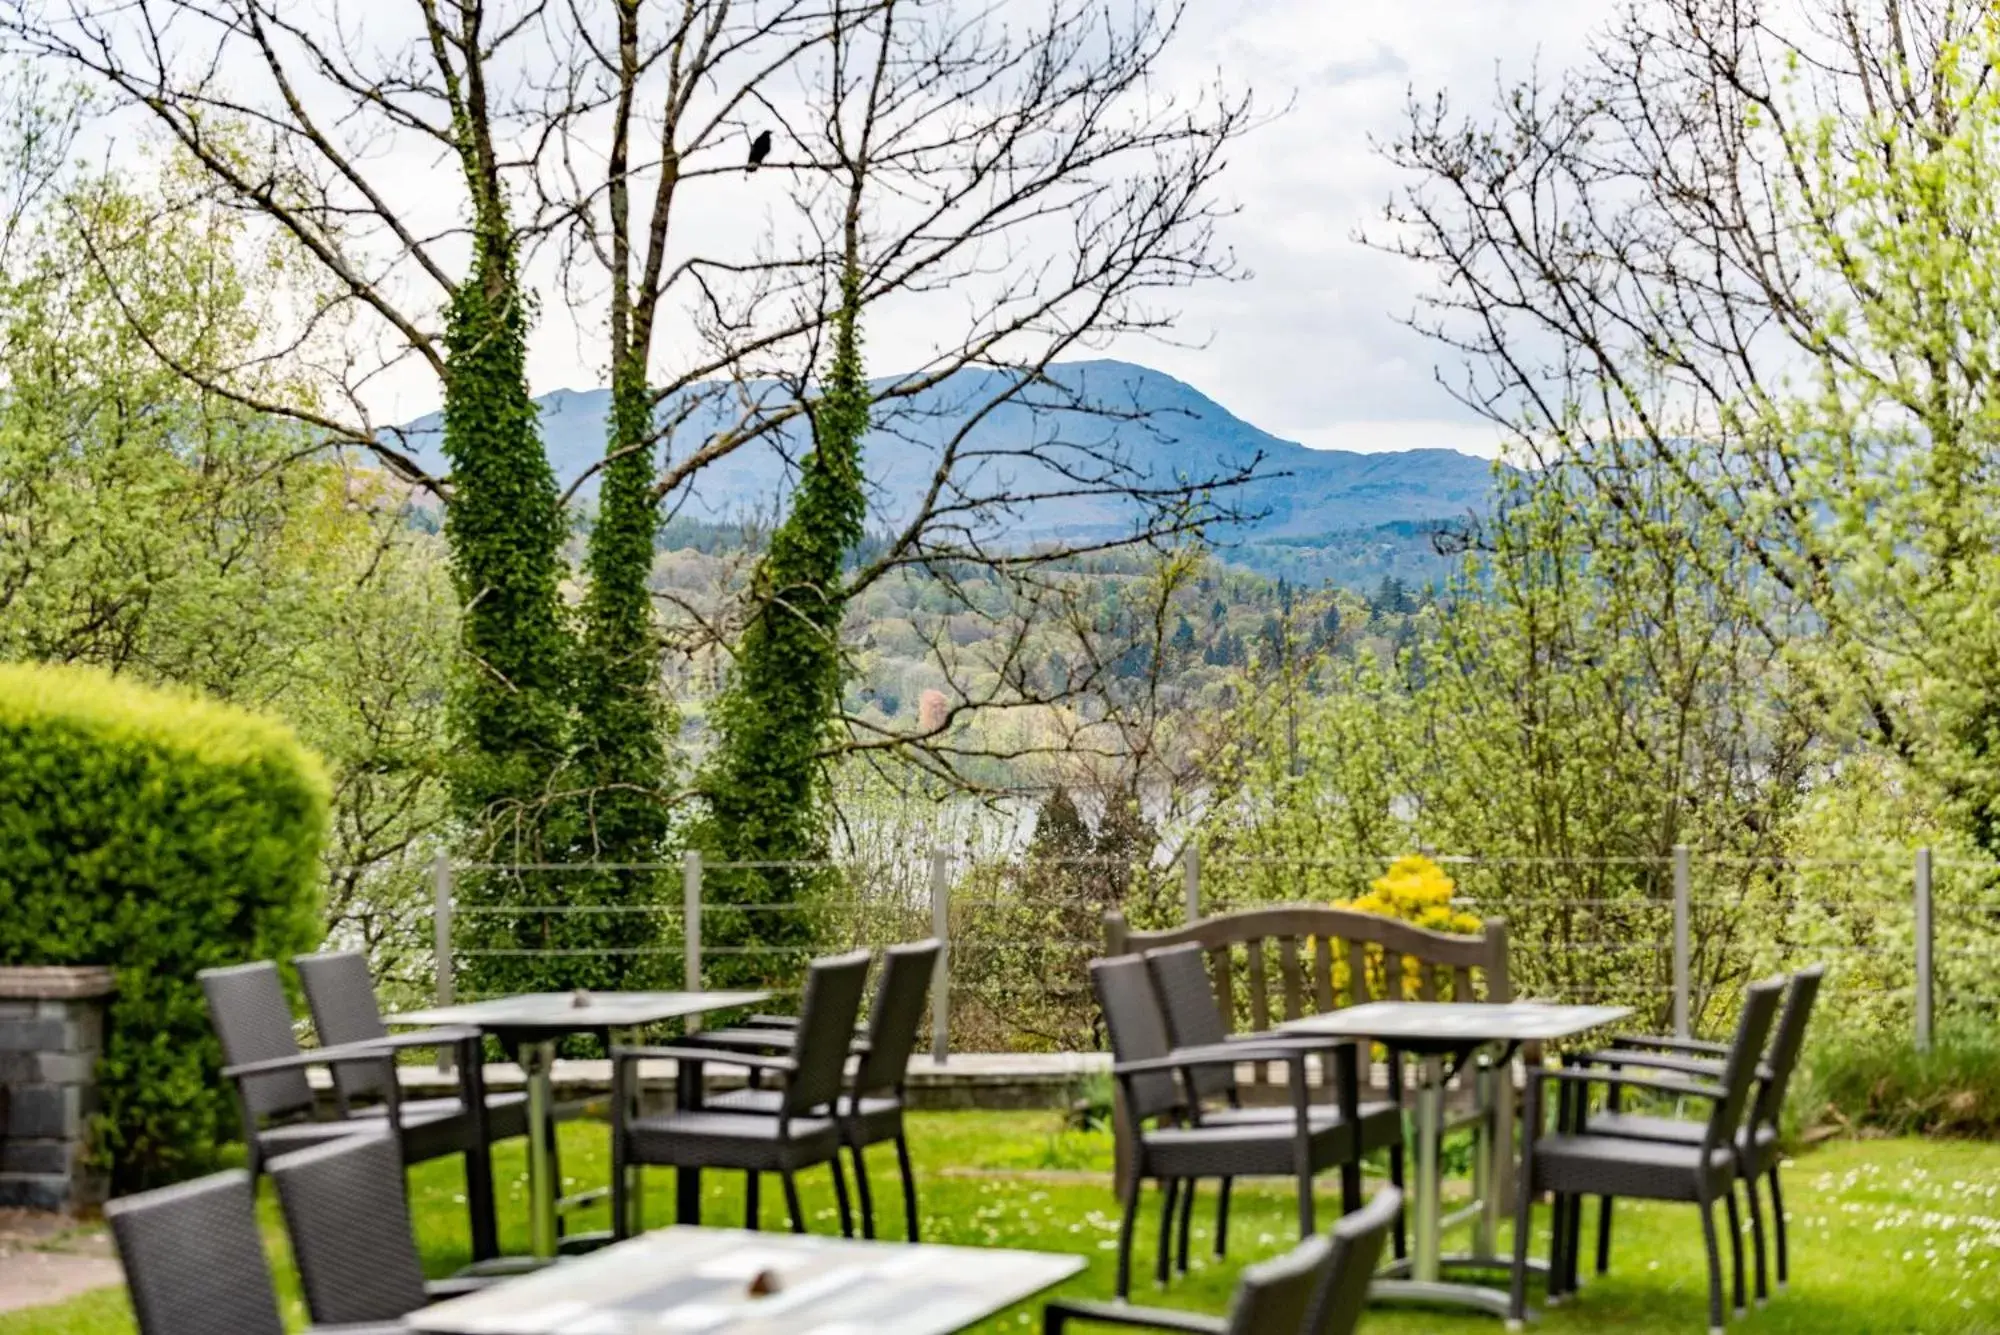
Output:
[[1042, 1300, 1228, 1334], [1533, 1066, 1724, 1103], [1114, 1041, 1314, 1077], [1573, 1048, 1723, 1078], [685, 1028, 800, 1053], [1576, 1050, 1773, 1083], [359, 1026, 483, 1053], [1610, 1033, 1730, 1057], [612, 1044, 798, 1076], [221, 1038, 424, 1080], [743, 1014, 801, 1029]]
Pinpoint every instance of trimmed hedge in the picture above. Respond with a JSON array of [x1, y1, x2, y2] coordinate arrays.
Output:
[[0, 662, 327, 1188]]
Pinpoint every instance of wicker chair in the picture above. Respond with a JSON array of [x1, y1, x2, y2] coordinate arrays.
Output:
[[105, 1169, 403, 1335], [270, 1131, 530, 1327], [610, 949, 872, 1237], [200, 959, 516, 1259], [1092, 954, 1374, 1300], [1573, 966, 1825, 1302], [1044, 1185, 1401, 1335], [696, 938, 941, 1239], [1142, 942, 1406, 1271], [1509, 976, 1786, 1334]]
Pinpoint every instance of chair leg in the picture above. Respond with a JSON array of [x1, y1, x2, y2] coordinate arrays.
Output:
[[1115, 1169, 1142, 1300], [1745, 1172, 1769, 1306], [464, 1145, 498, 1260], [1566, 1189, 1585, 1294], [1296, 1164, 1315, 1239], [609, 1145, 632, 1242], [1548, 1192, 1569, 1301], [1596, 1195, 1613, 1275], [745, 1170, 761, 1230], [895, 1134, 920, 1243], [850, 1141, 876, 1240], [1725, 1183, 1746, 1315], [1507, 1158, 1533, 1327], [1175, 1178, 1195, 1274], [1388, 1142, 1408, 1260], [830, 1154, 855, 1239], [782, 1169, 806, 1234], [1698, 1196, 1725, 1335], [1768, 1166, 1789, 1290], [1213, 1178, 1232, 1259], [1156, 1178, 1180, 1287]]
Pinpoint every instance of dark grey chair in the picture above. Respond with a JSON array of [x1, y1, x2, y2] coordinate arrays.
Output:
[[1509, 976, 1786, 1334], [1576, 965, 1825, 1301], [199, 959, 514, 1259], [699, 938, 941, 1239], [105, 1169, 402, 1335], [270, 1131, 529, 1328], [610, 948, 873, 1237], [1143, 943, 1405, 1270], [1043, 1185, 1401, 1335], [1092, 954, 1373, 1300]]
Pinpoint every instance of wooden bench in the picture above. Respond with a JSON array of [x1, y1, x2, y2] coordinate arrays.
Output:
[[1102, 904, 1517, 1203]]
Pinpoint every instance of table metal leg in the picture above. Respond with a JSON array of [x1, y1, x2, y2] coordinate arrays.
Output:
[[1414, 1057, 1444, 1283], [521, 1038, 560, 1261], [1369, 1048, 1534, 1320], [1474, 1056, 1498, 1259]]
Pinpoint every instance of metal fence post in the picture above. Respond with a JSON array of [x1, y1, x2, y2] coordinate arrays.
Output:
[[683, 850, 704, 1033], [432, 852, 453, 1073], [930, 847, 951, 1065], [1183, 841, 1201, 925], [1672, 844, 1691, 1037], [1915, 845, 1934, 1053]]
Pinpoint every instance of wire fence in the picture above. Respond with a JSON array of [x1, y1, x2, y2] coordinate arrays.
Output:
[[382, 845, 2000, 1057]]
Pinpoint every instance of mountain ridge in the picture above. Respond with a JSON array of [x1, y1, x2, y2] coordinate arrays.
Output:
[[397, 359, 1496, 540]]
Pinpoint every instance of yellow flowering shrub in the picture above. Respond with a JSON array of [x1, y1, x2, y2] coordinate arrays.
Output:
[[1331, 854, 1483, 1002]]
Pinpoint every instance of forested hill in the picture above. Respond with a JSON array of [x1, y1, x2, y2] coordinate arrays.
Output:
[[398, 360, 1497, 541]]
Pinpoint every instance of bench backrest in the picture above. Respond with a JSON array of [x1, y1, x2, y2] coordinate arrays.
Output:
[[1105, 904, 1511, 1035]]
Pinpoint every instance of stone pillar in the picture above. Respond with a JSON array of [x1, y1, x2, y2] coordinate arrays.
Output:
[[0, 966, 114, 1212]]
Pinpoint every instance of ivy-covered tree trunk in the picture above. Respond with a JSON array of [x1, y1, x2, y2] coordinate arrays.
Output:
[[441, 212, 574, 998], [564, 354, 677, 988], [697, 262, 870, 989]]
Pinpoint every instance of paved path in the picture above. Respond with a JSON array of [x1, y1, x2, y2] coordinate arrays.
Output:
[[0, 1210, 120, 1315]]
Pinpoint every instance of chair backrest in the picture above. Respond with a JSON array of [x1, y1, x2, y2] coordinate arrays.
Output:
[[1088, 954, 1183, 1124], [854, 938, 941, 1097], [1702, 976, 1786, 1151], [1109, 905, 1508, 1096], [1308, 1186, 1401, 1335], [1750, 965, 1825, 1131], [1144, 943, 1237, 1103], [199, 961, 314, 1122], [1219, 1231, 1335, 1335], [105, 1170, 286, 1335], [269, 1131, 429, 1324], [784, 949, 874, 1117], [294, 950, 394, 1105]]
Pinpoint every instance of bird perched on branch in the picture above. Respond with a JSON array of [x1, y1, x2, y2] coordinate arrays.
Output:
[[747, 130, 772, 172]]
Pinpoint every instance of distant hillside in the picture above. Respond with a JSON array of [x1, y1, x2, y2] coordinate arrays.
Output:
[[397, 360, 1496, 541]]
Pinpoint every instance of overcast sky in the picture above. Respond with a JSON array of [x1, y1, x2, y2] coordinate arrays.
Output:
[[458, 0, 1601, 458], [1118, 0, 1600, 456]]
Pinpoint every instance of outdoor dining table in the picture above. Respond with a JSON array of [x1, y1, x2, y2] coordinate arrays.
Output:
[[405, 1226, 1086, 1335], [1278, 999, 1631, 1321], [391, 990, 768, 1260]]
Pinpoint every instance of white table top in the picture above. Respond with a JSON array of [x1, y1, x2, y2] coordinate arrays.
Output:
[[1278, 1000, 1631, 1048], [407, 1227, 1086, 1335], [390, 991, 770, 1032]]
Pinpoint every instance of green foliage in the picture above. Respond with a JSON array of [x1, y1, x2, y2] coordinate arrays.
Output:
[[440, 227, 580, 998], [0, 160, 456, 1004], [695, 267, 870, 988], [0, 662, 327, 1188], [1791, 1021, 2000, 1140]]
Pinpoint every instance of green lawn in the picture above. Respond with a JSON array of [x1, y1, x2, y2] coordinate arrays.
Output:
[[4, 1114, 1995, 1334]]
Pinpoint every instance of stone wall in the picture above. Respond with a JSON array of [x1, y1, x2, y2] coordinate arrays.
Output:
[[0, 967, 113, 1212]]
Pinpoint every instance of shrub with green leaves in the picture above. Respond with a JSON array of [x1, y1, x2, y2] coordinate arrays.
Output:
[[0, 662, 327, 1188], [1789, 1020, 2000, 1141]]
